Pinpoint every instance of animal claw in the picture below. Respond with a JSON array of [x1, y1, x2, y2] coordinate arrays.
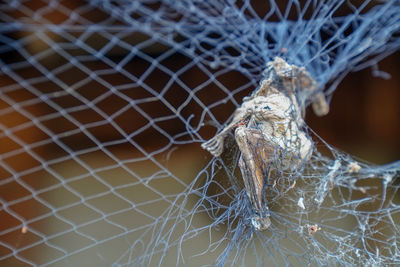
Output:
[[201, 136, 224, 157]]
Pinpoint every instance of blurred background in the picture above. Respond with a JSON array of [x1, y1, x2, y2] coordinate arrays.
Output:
[[0, 0, 399, 266]]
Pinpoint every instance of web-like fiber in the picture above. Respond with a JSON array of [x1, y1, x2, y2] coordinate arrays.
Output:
[[0, 0, 400, 266]]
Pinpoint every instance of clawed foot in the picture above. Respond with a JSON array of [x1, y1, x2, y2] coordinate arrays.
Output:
[[251, 214, 271, 231], [201, 135, 224, 157]]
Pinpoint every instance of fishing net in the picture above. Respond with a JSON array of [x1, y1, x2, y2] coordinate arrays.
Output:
[[1, 0, 400, 266]]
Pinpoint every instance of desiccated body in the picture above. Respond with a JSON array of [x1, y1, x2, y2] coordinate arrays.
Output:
[[202, 58, 327, 231]]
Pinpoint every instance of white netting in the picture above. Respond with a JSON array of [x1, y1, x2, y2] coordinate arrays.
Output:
[[0, 0, 400, 266]]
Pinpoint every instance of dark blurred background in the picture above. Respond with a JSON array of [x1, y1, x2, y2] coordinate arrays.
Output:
[[306, 51, 400, 164]]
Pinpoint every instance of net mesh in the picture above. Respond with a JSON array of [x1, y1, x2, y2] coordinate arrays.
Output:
[[1, 0, 400, 266]]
